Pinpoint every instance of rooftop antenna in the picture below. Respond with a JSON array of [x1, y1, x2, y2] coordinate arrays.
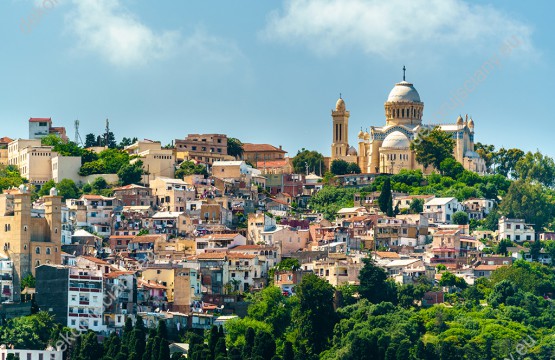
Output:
[[403, 65, 406, 81], [74, 119, 83, 145]]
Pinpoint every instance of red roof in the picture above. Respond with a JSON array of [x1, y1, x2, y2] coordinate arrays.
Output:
[[243, 143, 286, 153], [256, 159, 289, 168], [196, 252, 227, 260], [113, 184, 148, 191], [0, 137, 13, 144], [29, 117, 52, 123], [131, 235, 161, 243], [80, 256, 109, 265]]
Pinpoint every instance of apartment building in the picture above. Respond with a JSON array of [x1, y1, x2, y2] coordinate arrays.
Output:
[[36, 264, 106, 332], [175, 134, 232, 164], [498, 217, 535, 242], [28, 117, 67, 141]]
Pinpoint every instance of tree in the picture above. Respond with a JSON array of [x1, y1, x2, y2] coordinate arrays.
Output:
[[346, 162, 361, 174], [452, 211, 469, 225], [119, 137, 138, 149], [227, 137, 244, 159], [0, 165, 26, 192], [475, 142, 496, 173], [57, 179, 80, 200], [92, 177, 108, 192], [252, 331, 276, 360], [118, 161, 144, 186], [439, 157, 464, 179], [409, 198, 423, 214], [358, 257, 392, 303], [292, 149, 325, 176], [514, 151, 555, 187], [85, 133, 98, 147], [293, 274, 336, 355], [410, 127, 455, 170], [282, 341, 294, 360], [439, 272, 467, 289], [175, 161, 207, 179], [21, 273, 36, 290], [330, 159, 349, 175], [499, 180, 554, 231], [495, 147, 524, 178], [378, 177, 393, 216], [37, 180, 56, 197]]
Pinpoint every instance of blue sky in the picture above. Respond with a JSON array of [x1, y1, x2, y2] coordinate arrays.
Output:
[[1, 0, 552, 158]]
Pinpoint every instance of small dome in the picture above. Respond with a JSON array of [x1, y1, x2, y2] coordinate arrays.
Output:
[[364, 131, 370, 140], [387, 81, 421, 103], [49, 187, 58, 196], [335, 98, 346, 111], [347, 146, 358, 156], [358, 130, 364, 139], [456, 115, 464, 125], [382, 131, 410, 148], [468, 118, 475, 128]]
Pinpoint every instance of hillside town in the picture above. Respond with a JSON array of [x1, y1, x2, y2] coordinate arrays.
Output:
[[0, 75, 551, 354]]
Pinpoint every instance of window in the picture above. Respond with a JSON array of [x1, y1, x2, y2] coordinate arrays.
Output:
[[46, 248, 51, 255], [35, 247, 41, 254]]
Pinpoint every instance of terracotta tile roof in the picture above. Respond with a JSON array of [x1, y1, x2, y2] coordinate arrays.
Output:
[[131, 235, 161, 243], [104, 271, 135, 279], [80, 256, 109, 265], [227, 252, 255, 259], [29, 117, 51, 122], [374, 251, 400, 259], [138, 278, 166, 289], [256, 159, 289, 168], [242, 143, 286, 153], [0, 137, 13, 144], [110, 235, 135, 240], [196, 252, 227, 260]]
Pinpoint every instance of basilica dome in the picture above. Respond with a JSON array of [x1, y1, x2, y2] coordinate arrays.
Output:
[[347, 146, 358, 156], [387, 81, 421, 103], [382, 131, 410, 148]]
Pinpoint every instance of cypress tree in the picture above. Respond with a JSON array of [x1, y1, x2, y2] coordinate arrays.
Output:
[[214, 337, 227, 358], [282, 341, 294, 360], [378, 177, 393, 216], [252, 332, 276, 360], [242, 327, 255, 359], [208, 326, 220, 356]]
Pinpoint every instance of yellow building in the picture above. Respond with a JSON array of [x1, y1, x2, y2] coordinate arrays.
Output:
[[330, 70, 486, 174], [0, 186, 62, 299], [125, 140, 175, 184]]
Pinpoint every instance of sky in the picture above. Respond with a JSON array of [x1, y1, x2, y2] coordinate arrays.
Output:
[[0, 0, 553, 158]]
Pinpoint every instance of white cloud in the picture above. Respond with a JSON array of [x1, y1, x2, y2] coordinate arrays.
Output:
[[65, 0, 240, 67], [262, 0, 534, 58]]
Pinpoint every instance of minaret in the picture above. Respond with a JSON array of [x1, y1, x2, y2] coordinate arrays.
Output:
[[331, 94, 350, 160]]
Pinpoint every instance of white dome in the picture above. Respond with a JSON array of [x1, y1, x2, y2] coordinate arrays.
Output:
[[347, 146, 358, 156], [335, 98, 346, 111], [382, 131, 410, 148], [387, 81, 421, 102]]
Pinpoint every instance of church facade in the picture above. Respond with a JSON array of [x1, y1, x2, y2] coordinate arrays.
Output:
[[330, 74, 486, 175]]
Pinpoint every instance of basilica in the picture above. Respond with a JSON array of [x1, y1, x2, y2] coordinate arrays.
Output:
[[329, 72, 486, 175]]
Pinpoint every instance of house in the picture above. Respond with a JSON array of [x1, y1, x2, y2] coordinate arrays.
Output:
[[195, 233, 246, 253], [394, 194, 435, 211], [473, 264, 504, 278], [241, 143, 287, 164], [462, 198, 495, 220], [113, 184, 156, 208], [430, 229, 461, 264], [150, 177, 195, 213], [423, 197, 463, 224], [274, 269, 310, 295], [498, 217, 535, 242]]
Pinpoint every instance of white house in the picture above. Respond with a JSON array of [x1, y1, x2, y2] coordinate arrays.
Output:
[[423, 197, 463, 224], [498, 217, 535, 242]]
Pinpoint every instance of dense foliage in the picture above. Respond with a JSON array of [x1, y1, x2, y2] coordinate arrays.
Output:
[[292, 149, 326, 176]]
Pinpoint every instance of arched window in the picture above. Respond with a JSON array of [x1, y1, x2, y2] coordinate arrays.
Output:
[[35, 247, 40, 254], [46, 248, 51, 255], [35, 260, 40, 266]]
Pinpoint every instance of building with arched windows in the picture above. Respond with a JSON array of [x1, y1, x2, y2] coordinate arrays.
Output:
[[329, 73, 486, 174]]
